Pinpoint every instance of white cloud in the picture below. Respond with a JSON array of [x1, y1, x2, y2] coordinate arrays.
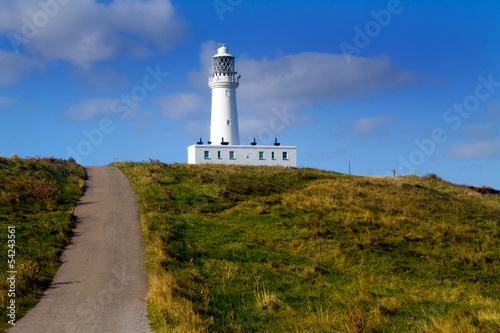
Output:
[[62, 96, 153, 126], [186, 40, 218, 90], [445, 118, 500, 160], [238, 53, 416, 102], [352, 116, 398, 136], [0, 50, 43, 87], [184, 120, 209, 140], [61, 98, 115, 121], [446, 139, 500, 159], [460, 123, 496, 140], [0, 0, 186, 68], [152, 93, 206, 119], [237, 103, 311, 144], [484, 101, 500, 121], [0, 97, 18, 108]]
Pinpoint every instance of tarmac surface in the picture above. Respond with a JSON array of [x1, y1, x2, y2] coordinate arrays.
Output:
[[9, 166, 151, 333]]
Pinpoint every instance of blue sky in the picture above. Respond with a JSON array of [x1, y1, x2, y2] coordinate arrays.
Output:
[[1, 0, 499, 189]]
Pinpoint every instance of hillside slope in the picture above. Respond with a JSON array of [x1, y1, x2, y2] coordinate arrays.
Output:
[[114, 162, 500, 332], [0, 157, 85, 331]]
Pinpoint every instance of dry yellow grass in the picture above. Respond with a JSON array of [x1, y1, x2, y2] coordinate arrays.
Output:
[[146, 235, 209, 333]]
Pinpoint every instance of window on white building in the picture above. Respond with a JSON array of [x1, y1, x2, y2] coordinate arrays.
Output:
[[282, 151, 288, 160], [204, 151, 210, 159], [218, 151, 221, 159], [259, 151, 265, 160], [229, 151, 235, 159], [227, 119, 231, 126], [271, 152, 275, 160]]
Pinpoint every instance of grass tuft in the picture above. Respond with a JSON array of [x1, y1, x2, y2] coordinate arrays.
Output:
[[254, 281, 280, 312]]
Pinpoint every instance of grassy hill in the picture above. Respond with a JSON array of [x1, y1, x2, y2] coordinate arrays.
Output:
[[113, 161, 500, 332], [0, 156, 85, 331]]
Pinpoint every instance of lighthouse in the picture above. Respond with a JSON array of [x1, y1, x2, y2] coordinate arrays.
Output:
[[209, 45, 241, 145], [188, 44, 297, 167]]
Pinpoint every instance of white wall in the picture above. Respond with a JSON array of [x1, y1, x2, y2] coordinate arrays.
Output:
[[188, 145, 297, 167]]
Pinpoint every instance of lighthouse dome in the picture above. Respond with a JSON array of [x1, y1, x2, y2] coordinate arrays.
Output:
[[214, 46, 232, 57]]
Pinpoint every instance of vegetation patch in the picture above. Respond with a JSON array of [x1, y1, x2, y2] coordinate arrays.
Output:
[[113, 162, 500, 332], [0, 156, 85, 331]]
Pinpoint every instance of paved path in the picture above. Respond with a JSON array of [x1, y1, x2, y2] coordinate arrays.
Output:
[[9, 167, 151, 333]]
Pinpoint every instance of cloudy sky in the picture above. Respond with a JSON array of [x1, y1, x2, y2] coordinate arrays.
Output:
[[1, 0, 499, 189]]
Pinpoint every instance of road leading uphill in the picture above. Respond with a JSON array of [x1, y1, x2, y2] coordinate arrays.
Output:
[[9, 166, 151, 333]]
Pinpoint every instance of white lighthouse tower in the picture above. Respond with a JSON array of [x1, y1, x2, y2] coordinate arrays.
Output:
[[209, 45, 241, 145], [188, 44, 296, 167]]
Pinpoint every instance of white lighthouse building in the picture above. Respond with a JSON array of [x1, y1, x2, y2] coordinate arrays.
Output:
[[208, 45, 240, 145], [188, 44, 296, 167]]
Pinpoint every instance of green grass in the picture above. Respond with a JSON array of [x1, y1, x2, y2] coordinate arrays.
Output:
[[114, 162, 500, 332], [0, 156, 85, 331]]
